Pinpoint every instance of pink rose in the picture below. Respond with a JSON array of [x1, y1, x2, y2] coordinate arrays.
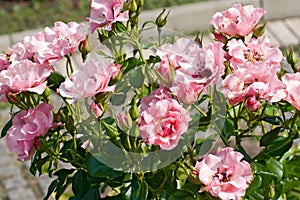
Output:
[[282, 73, 300, 110], [9, 36, 36, 61], [195, 147, 252, 200], [210, 4, 266, 37], [6, 103, 54, 161], [227, 36, 283, 70], [222, 63, 286, 106], [156, 38, 225, 104], [0, 54, 10, 72], [32, 22, 86, 65], [87, 0, 129, 33], [58, 59, 120, 102], [138, 88, 191, 150], [0, 60, 53, 95]]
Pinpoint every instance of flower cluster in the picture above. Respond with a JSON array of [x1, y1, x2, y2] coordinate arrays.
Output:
[[0, 1, 299, 200]]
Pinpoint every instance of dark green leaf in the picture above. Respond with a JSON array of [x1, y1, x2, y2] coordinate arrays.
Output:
[[260, 127, 282, 146], [1, 118, 12, 138], [261, 116, 283, 125], [123, 57, 143, 75], [43, 179, 59, 200], [266, 157, 283, 178], [111, 93, 127, 106], [129, 68, 145, 88], [46, 72, 65, 91], [245, 175, 262, 196], [72, 170, 90, 197], [87, 155, 123, 179]]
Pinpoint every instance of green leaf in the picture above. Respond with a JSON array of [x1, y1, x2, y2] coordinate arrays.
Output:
[[257, 137, 293, 159], [46, 72, 65, 91], [1, 118, 12, 138], [176, 167, 189, 181], [86, 155, 123, 179], [129, 68, 145, 88], [43, 179, 59, 200], [260, 127, 281, 146], [72, 170, 90, 197], [261, 116, 283, 125], [123, 57, 143, 75], [266, 157, 283, 178], [111, 93, 127, 106], [245, 175, 262, 196], [130, 175, 148, 200]]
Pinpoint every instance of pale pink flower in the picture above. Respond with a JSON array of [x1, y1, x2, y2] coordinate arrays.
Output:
[[210, 4, 266, 37], [58, 59, 120, 102], [0, 60, 53, 95], [282, 73, 300, 110], [87, 0, 129, 33], [138, 88, 191, 150], [31, 22, 86, 65], [195, 147, 252, 200], [227, 36, 283, 70], [6, 103, 54, 161], [222, 63, 286, 106], [0, 54, 10, 72], [156, 38, 225, 104], [9, 36, 35, 61]]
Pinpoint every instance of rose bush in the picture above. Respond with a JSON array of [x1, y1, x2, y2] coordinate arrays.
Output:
[[0, 1, 300, 200]]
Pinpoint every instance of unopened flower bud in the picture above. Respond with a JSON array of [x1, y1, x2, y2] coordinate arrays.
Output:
[[287, 48, 299, 72], [155, 9, 170, 28], [245, 95, 261, 112], [128, 0, 138, 13], [117, 112, 132, 131], [213, 32, 227, 43], [92, 102, 104, 118], [136, 0, 144, 8], [129, 98, 140, 121], [253, 23, 266, 38], [79, 37, 91, 61]]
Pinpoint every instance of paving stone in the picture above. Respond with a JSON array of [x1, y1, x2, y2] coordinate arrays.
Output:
[[0, 164, 22, 178], [7, 187, 36, 200], [267, 20, 300, 47], [0, 156, 12, 167], [285, 17, 300, 40], [3, 176, 27, 190]]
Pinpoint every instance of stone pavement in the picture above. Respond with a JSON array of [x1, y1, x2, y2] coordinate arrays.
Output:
[[0, 0, 300, 199]]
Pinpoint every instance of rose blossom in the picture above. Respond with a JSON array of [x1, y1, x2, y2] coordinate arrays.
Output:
[[87, 0, 129, 33], [0, 54, 10, 72], [222, 63, 286, 107], [31, 21, 86, 65], [6, 103, 54, 161], [138, 88, 191, 150], [227, 36, 283, 70], [156, 38, 225, 104], [195, 147, 252, 200], [210, 4, 266, 37], [58, 59, 120, 102], [0, 60, 53, 95], [282, 73, 300, 110]]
